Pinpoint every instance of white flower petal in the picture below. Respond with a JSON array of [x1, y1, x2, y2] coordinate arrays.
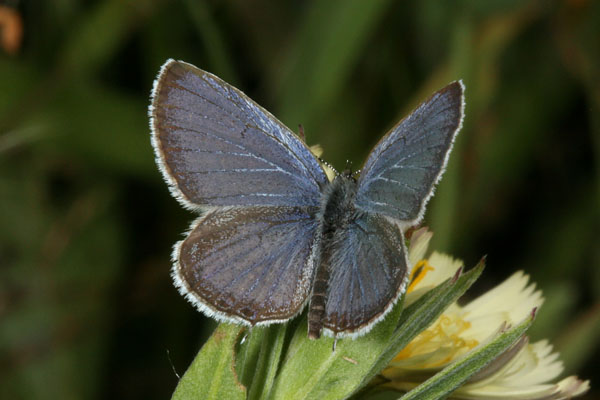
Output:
[[452, 383, 561, 399], [555, 376, 590, 398], [457, 272, 544, 342], [416, 252, 463, 289], [462, 271, 544, 322], [408, 227, 433, 267], [502, 341, 563, 386]]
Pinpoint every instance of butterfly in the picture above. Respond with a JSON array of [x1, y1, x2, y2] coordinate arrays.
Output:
[[149, 59, 464, 339]]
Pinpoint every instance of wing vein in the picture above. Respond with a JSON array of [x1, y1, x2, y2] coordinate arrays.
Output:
[[166, 80, 318, 184], [193, 76, 325, 185]]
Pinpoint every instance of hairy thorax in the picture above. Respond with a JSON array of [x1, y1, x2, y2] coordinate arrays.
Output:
[[319, 172, 359, 238]]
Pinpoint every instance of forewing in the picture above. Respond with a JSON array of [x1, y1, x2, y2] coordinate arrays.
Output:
[[322, 213, 408, 337], [173, 206, 319, 324], [150, 59, 328, 209], [355, 81, 464, 223]]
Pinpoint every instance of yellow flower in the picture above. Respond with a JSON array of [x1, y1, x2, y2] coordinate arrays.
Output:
[[380, 228, 590, 399]]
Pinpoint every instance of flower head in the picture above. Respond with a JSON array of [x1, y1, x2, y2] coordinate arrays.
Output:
[[379, 228, 590, 399]]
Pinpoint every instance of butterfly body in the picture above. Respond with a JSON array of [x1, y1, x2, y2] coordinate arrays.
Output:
[[310, 172, 361, 339], [150, 59, 464, 339]]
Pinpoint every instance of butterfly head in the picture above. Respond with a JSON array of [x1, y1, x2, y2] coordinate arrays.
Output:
[[339, 168, 356, 181]]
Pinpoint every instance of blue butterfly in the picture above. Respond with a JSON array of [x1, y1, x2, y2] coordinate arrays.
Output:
[[150, 60, 464, 339]]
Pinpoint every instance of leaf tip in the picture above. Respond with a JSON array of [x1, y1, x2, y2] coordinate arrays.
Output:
[[530, 307, 538, 320], [451, 266, 464, 283]]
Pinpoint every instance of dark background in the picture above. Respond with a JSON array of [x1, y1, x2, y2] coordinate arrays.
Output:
[[1, 0, 598, 399]]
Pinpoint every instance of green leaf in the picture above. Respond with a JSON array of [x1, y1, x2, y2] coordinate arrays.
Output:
[[172, 324, 246, 400], [247, 325, 287, 400], [399, 311, 535, 400], [236, 327, 266, 389], [235, 324, 288, 400]]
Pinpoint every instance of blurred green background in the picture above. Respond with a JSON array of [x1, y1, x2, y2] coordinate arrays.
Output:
[[1, 0, 598, 398]]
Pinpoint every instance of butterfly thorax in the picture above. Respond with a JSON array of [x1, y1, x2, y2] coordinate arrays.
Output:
[[320, 172, 358, 233], [308, 172, 360, 339]]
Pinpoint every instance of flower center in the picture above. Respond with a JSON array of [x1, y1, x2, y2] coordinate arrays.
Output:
[[392, 259, 479, 369], [392, 313, 478, 368], [407, 259, 435, 293]]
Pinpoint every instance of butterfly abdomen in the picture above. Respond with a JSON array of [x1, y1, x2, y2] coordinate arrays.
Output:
[[307, 253, 330, 339], [308, 174, 358, 339]]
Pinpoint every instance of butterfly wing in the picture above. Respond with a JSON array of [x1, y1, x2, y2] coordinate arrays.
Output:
[[354, 82, 464, 223], [174, 206, 320, 325], [151, 60, 328, 324], [322, 213, 408, 337], [150, 59, 328, 210]]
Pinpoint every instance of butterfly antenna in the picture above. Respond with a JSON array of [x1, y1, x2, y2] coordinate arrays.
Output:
[[298, 124, 305, 142], [318, 157, 339, 176]]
